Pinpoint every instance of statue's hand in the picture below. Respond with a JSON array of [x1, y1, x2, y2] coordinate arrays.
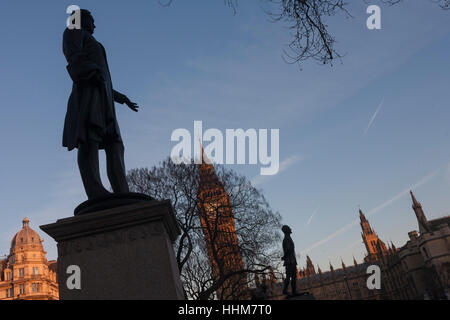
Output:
[[124, 97, 139, 112]]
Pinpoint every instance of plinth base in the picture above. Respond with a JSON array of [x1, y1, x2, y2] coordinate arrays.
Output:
[[74, 192, 154, 216], [40, 199, 184, 300]]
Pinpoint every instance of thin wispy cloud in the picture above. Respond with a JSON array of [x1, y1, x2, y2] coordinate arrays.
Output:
[[445, 162, 450, 185], [306, 206, 319, 226], [251, 155, 303, 187], [345, 238, 364, 251], [300, 166, 441, 255], [363, 98, 384, 136]]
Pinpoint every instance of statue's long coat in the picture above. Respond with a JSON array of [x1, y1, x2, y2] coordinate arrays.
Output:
[[282, 235, 297, 267], [62, 28, 126, 151]]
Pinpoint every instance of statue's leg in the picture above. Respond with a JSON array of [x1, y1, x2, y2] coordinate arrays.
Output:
[[291, 266, 298, 295], [291, 274, 297, 295], [105, 142, 130, 193], [78, 140, 110, 199], [282, 268, 290, 294], [283, 278, 291, 295]]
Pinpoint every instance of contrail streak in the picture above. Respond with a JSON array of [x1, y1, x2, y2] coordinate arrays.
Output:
[[345, 239, 364, 251], [306, 206, 319, 225], [364, 98, 384, 136], [300, 167, 441, 255]]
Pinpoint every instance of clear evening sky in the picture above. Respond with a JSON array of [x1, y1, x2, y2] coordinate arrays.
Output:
[[0, 1, 449, 271]]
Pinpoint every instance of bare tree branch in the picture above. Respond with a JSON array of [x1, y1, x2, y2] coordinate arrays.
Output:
[[161, 0, 448, 67], [127, 158, 282, 300]]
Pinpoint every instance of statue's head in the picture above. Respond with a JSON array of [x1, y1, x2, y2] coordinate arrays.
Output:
[[281, 225, 292, 235], [72, 9, 95, 34]]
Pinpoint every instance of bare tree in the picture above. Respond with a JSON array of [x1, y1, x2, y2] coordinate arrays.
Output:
[[267, 0, 351, 65], [127, 158, 282, 300], [381, 0, 449, 10], [268, 0, 448, 65], [160, 0, 448, 66]]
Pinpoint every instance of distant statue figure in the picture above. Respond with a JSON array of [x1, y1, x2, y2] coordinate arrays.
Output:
[[281, 225, 298, 296], [62, 9, 139, 200]]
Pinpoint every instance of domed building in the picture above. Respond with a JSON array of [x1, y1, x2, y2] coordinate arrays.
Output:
[[0, 218, 58, 300]]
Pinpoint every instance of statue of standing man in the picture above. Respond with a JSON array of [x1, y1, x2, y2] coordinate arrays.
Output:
[[63, 9, 139, 200], [281, 225, 298, 296]]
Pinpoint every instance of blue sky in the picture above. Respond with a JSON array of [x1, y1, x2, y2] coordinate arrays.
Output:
[[0, 1, 449, 272]]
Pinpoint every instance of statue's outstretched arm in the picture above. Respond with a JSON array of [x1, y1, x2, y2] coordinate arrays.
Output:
[[113, 90, 127, 104], [113, 89, 139, 112]]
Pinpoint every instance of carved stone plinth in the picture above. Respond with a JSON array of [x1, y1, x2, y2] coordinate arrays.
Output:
[[40, 200, 184, 300]]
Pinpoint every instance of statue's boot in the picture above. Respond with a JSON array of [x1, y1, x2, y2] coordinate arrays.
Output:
[[78, 140, 111, 199], [105, 142, 129, 193], [282, 279, 290, 295], [291, 278, 298, 296]]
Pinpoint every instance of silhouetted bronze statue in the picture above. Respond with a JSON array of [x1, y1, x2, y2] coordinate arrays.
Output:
[[63, 9, 138, 200], [281, 225, 298, 296]]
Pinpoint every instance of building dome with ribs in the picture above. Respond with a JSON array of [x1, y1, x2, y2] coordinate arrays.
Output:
[[0, 218, 58, 300], [10, 218, 44, 255]]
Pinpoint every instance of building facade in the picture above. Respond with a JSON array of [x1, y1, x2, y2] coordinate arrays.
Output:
[[197, 155, 247, 299], [0, 218, 58, 300], [378, 192, 450, 299], [286, 209, 389, 300], [294, 257, 382, 300], [266, 190, 450, 300]]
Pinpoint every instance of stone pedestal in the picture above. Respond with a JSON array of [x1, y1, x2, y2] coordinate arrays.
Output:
[[40, 199, 185, 300]]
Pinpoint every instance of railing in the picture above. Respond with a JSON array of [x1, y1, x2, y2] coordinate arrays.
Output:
[[9, 275, 46, 282], [15, 291, 59, 300]]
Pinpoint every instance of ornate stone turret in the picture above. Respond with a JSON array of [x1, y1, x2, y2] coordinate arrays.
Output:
[[391, 242, 396, 251], [305, 255, 316, 276], [341, 258, 346, 272], [360, 209, 388, 262], [410, 190, 430, 234]]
